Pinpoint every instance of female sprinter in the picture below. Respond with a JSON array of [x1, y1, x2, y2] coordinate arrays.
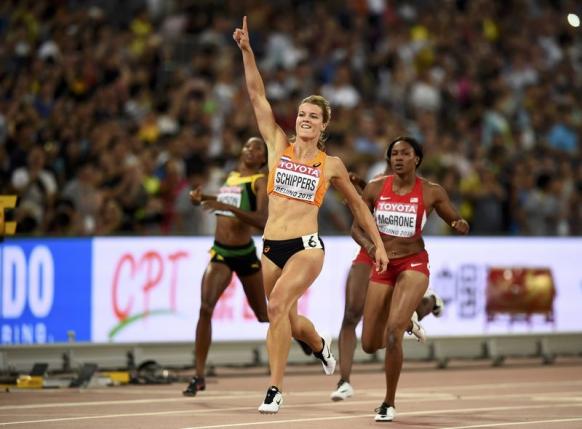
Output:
[[354, 136, 469, 421], [182, 137, 269, 396], [233, 16, 389, 414], [330, 173, 445, 401]]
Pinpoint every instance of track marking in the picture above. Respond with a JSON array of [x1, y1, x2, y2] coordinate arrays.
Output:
[[440, 417, 582, 428], [1, 377, 580, 427], [405, 379, 582, 392], [2, 399, 582, 427], [0, 398, 208, 410], [532, 396, 582, 402], [2, 387, 580, 411], [179, 404, 582, 429], [0, 409, 222, 426]]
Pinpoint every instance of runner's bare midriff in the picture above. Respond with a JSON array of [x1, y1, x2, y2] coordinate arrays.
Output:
[[215, 216, 254, 245], [381, 235, 426, 259], [263, 194, 319, 240]]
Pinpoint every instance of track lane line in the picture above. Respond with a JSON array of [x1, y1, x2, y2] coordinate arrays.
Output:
[[179, 404, 582, 429], [2, 399, 582, 427]]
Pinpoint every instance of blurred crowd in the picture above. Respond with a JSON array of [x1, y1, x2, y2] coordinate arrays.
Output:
[[1, 0, 580, 237]]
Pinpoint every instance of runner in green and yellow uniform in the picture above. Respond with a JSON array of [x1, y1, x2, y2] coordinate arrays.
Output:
[[183, 137, 268, 397]]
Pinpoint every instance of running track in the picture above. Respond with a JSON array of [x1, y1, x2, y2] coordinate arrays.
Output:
[[1, 360, 581, 428]]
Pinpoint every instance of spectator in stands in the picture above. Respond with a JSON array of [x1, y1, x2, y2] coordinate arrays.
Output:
[[523, 173, 562, 236], [61, 161, 103, 235], [468, 165, 506, 235], [0, 1, 578, 237], [10, 146, 57, 233]]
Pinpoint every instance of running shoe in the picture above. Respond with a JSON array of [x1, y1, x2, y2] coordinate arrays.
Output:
[[374, 402, 396, 422], [330, 379, 354, 401], [407, 312, 426, 343], [314, 335, 336, 375], [182, 376, 206, 397], [258, 386, 283, 414]]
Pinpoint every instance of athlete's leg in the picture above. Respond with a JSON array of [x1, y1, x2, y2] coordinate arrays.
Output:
[[423, 288, 445, 317], [286, 258, 336, 377], [407, 289, 444, 342], [383, 271, 428, 406], [361, 281, 393, 354], [329, 263, 371, 400], [194, 262, 233, 377], [407, 296, 431, 343], [263, 250, 324, 391], [414, 295, 434, 321], [338, 263, 371, 381], [239, 270, 269, 322], [257, 258, 283, 413], [288, 301, 318, 346]]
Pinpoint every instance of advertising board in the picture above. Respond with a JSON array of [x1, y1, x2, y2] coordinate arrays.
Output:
[[3, 237, 580, 345], [0, 239, 92, 344]]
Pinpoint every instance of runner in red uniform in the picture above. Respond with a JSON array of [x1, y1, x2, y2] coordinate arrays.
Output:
[[330, 244, 444, 401], [353, 136, 469, 422]]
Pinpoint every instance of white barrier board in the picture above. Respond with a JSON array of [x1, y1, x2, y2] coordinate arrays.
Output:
[[92, 237, 582, 343]]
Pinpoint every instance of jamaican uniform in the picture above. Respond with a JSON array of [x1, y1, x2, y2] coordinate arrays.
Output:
[[210, 171, 264, 276]]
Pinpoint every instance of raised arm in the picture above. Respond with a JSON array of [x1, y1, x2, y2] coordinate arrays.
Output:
[[430, 183, 470, 234], [328, 157, 388, 272], [233, 16, 288, 163]]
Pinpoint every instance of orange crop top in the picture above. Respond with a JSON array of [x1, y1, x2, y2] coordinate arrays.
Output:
[[267, 144, 328, 207]]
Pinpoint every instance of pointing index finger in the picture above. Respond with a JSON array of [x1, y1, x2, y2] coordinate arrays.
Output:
[[243, 15, 248, 32]]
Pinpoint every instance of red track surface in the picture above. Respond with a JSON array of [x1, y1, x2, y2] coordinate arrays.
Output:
[[1, 360, 582, 428]]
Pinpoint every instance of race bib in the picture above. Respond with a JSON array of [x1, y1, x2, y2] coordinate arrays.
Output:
[[215, 186, 241, 217], [301, 233, 323, 249], [375, 201, 418, 237], [273, 158, 320, 203]]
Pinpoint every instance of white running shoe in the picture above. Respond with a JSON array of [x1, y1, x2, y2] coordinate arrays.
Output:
[[374, 402, 396, 422], [315, 335, 336, 375], [258, 386, 283, 414], [408, 312, 426, 343], [330, 379, 354, 401], [426, 288, 445, 317]]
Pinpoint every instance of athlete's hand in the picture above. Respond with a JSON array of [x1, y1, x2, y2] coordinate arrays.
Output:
[[189, 187, 203, 205], [451, 218, 470, 235], [374, 247, 389, 273], [233, 16, 251, 51]]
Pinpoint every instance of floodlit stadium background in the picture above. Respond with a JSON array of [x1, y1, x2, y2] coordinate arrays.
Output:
[[0, 1, 580, 361]]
